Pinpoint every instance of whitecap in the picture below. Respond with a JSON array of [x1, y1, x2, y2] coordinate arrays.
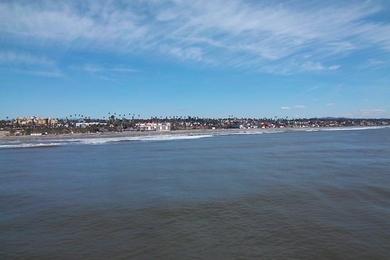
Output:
[[0, 143, 62, 149], [70, 134, 213, 145], [320, 126, 389, 132]]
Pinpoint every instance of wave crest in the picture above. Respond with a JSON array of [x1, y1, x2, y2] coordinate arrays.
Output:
[[0, 134, 213, 149], [0, 143, 62, 149]]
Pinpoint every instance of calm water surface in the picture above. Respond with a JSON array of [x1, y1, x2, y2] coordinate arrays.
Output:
[[1, 129, 390, 259]]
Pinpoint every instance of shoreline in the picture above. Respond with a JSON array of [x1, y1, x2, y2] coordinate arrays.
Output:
[[1, 126, 388, 142]]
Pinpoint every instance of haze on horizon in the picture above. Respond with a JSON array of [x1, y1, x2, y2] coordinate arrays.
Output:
[[1, 0, 390, 119]]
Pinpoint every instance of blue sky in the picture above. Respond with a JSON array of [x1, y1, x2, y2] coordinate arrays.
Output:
[[1, 0, 390, 119]]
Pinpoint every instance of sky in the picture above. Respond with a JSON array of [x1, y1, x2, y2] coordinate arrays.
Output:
[[1, 0, 390, 119]]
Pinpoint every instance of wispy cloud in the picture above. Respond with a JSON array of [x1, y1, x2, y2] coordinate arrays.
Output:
[[68, 63, 138, 81], [0, 51, 54, 66], [300, 62, 340, 72], [0, 50, 62, 77], [7, 68, 63, 78], [21, 69, 63, 78], [281, 105, 307, 110], [344, 108, 388, 118], [1, 0, 390, 73], [75, 64, 138, 74], [359, 108, 387, 117], [360, 58, 388, 69]]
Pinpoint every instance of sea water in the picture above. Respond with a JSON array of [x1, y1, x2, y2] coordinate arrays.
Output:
[[1, 128, 390, 259]]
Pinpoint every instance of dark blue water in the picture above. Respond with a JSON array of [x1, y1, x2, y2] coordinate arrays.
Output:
[[1, 129, 390, 259]]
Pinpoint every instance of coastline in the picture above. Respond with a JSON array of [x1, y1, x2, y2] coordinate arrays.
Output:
[[1, 125, 388, 142]]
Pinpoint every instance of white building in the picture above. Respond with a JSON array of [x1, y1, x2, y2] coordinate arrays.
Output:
[[75, 122, 102, 128], [136, 122, 171, 131]]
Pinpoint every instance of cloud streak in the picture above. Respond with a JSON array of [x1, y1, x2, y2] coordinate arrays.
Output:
[[0, 51, 54, 66], [0, 50, 62, 77], [75, 64, 138, 74], [1, 0, 390, 73]]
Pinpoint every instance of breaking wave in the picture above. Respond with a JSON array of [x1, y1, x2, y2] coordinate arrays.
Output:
[[317, 126, 389, 132], [1, 126, 388, 149], [74, 134, 213, 145], [0, 143, 62, 149], [0, 134, 213, 149]]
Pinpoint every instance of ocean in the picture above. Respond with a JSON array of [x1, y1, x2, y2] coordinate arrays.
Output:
[[1, 127, 390, 259]]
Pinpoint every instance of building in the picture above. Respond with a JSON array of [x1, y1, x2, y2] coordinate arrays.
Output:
[[75, 122, 102, 128], [0, 130, 10, 137], [15, 117, 58, 127], [136, 122, 171, 131]]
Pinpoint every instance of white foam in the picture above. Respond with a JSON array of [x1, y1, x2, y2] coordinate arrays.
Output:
[[138, 134, 213, 141], [0, 143, 62, 149], [1, 140, 23, 144], [72, 134, 213, 145], [264, 130, 286, 134], [0, 134, 213, 149], [319, 126, 389, 132], [1, 126, 388, 149], [230, 131, 264, 135]]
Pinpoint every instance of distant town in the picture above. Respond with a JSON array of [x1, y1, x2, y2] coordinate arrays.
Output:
[[0, 115, 389, 137]]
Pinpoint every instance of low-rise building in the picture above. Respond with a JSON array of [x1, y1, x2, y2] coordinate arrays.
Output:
[[15, 117, 58, 126], [0, 130, 10, 137], [136, 122, 171, 131], [75, 122, 102, 128]]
